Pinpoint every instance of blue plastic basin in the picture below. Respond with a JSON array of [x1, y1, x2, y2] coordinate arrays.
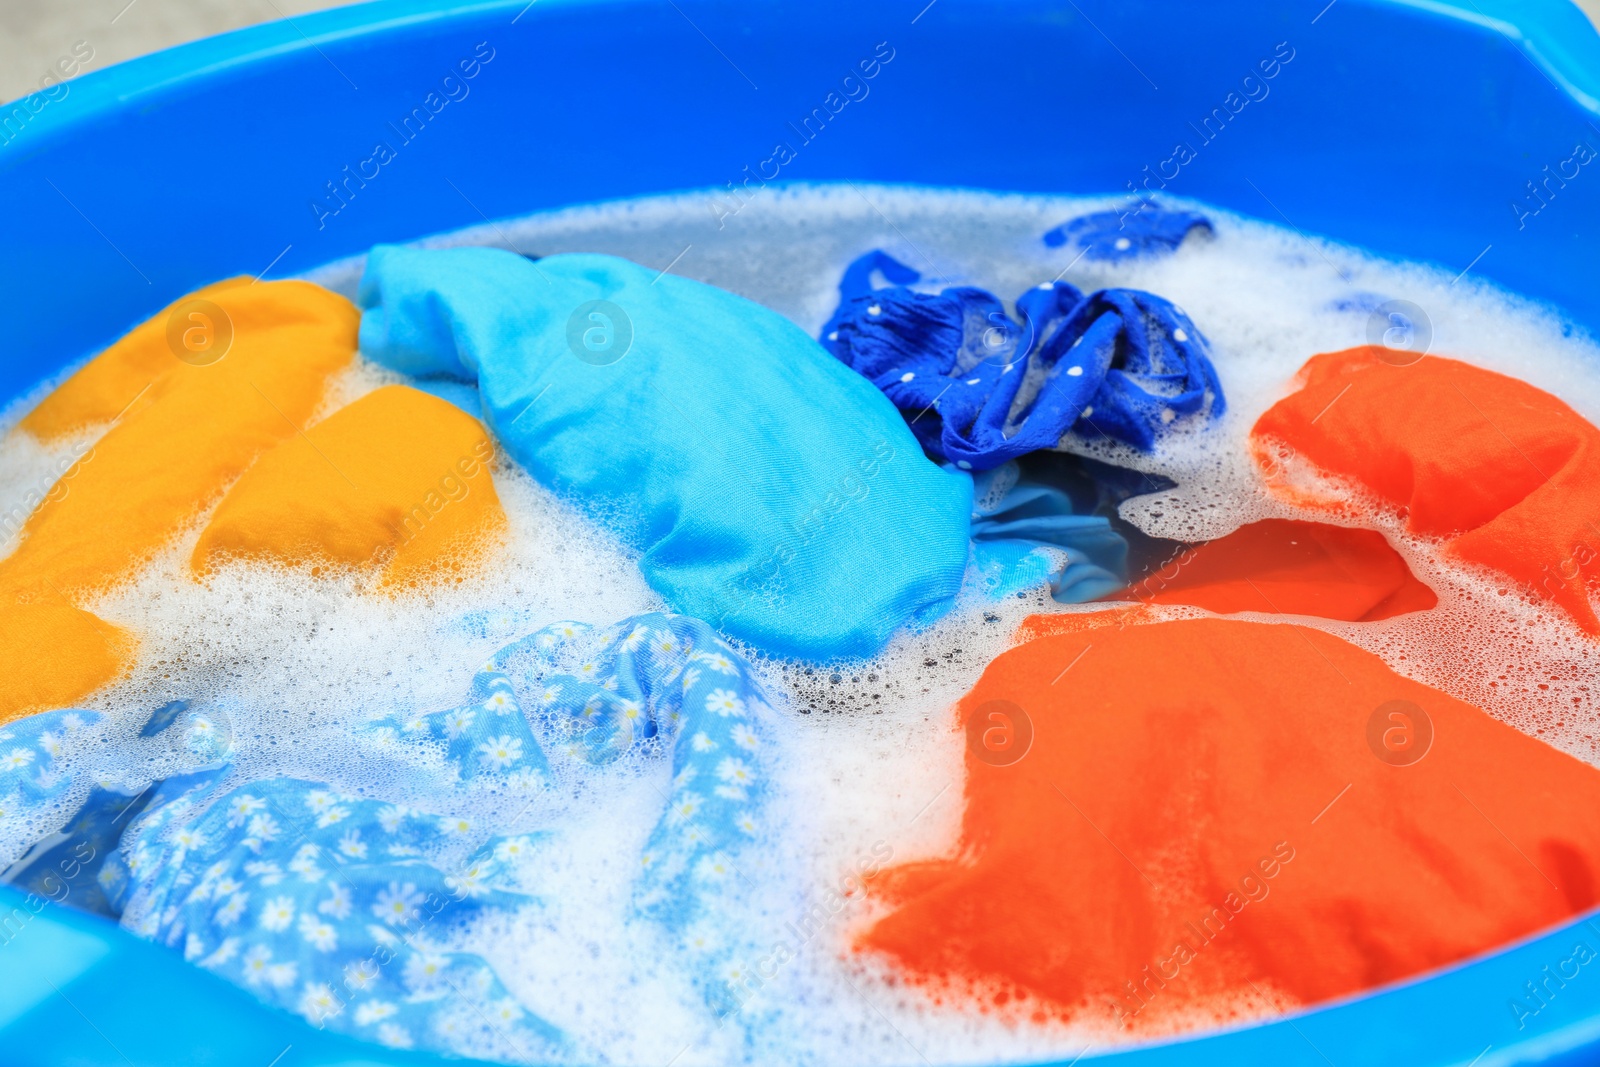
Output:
[[3, 1, 1600, 1064]]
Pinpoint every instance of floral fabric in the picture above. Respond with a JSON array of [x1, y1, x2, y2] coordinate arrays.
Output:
[[365, 612, 780, 1015], [113, 774, 561, 1060], [64, 611, 780, 1060]]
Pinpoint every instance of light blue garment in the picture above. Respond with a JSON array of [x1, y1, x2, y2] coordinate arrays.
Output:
[[114, 775, 563, 1061], [965, 462, 1128, 602], [365, 612, 781, 1018], [357, 246, 972, 661], [1, 702, 220, 918], [91, 612, 781, 1058], [0, 709, 101, 817]]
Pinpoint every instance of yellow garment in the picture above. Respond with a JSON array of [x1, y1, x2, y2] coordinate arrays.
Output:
[[0, 279, 359, 723], [0, 593, 136, 719], [21, 277, 254, 441], [194, 384, 505, 586]]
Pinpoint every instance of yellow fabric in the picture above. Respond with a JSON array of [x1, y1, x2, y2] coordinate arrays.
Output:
[[193, 384, 505, 586], [6, 279, 358, 594], [0, 279, 359, 723], [20, 277, 254, 441], [0, 594, 136, 719]]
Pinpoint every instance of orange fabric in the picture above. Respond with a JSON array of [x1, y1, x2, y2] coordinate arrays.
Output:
[[193, 385, 505, 586], [857, 614, 1600, 1030], [1251, 346, 1600, 633], [1118, 518, 1436, 622], [0, 280, 358, 723]]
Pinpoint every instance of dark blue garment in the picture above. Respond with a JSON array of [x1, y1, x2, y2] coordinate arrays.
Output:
[[1041, 203, 1213, 261], [966, 461, 1127, 602], [820, 251, 1225, 471]]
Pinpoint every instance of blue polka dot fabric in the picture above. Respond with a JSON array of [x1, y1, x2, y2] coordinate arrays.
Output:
[[1041, 203, 1213, 262], [820, 251, 1226, 471]]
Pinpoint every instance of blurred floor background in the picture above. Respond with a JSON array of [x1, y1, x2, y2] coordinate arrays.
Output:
[[1, 0, 357, 102], [3, 0, 1600, 103]]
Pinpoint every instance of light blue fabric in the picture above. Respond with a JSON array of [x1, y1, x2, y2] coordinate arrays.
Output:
[[357, 246, 972, 661], [365, 612, 782, 1018], [965, 461, 1127, 602], [80, 611, 781, 1059], [115, 774, 563, 1060], [1, 702, 220, 918]]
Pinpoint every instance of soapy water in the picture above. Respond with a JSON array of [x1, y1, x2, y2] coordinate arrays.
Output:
[[4, 183, 1600, 1063]]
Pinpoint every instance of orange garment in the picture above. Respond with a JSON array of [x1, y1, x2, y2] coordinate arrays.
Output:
[[193, 384, 504, 586], [858, 613, 1600, 1029], [1118, 518, 1436, 622], [0, 279, 358, 723], [1252, 346, 1600, 633]]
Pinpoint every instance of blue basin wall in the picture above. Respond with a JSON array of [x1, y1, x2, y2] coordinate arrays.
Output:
[[4, 0, 1600, 390], [2, 1, 1600, 1065]]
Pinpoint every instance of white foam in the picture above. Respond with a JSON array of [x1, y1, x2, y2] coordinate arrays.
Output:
[[6, 183, 1600, 1063]]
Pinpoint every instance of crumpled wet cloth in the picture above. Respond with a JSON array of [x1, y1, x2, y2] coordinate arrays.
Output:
[[363, 609, 781, 1011], [357, 246, 971, 661], [859, 611, 1600, 1026], [820, 251, 1225, 470]]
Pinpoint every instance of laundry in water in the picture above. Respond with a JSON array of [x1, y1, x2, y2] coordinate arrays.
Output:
[[86, 612, 780, 1056], [820, 251, 1225, 470], [858, 612, 1600, 1029], [1252, 347, 1600, 635], [7, 184, 1600, 1065]]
